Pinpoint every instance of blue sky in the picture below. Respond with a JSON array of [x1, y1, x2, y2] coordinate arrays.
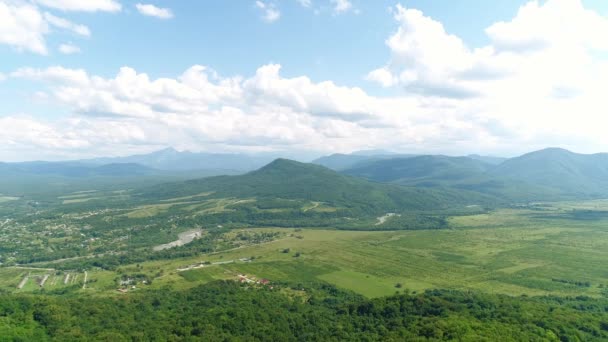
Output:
[[1, 1, 551, 83], [2, 0, 608, 161]]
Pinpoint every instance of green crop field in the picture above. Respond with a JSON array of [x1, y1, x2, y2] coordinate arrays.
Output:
[[150, 203, 607, 298], [165, 214, 608, 298]]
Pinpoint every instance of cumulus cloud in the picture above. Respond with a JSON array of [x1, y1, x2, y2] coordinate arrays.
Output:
[[135, 3, 173, 19], [5, 0, 608, 159], [0, 1, 103, 55], [0, 2, 49, 54], [10, 62, 525, 159], [367, 0, 608, 153], [5, 65, 382, 154], [34, 0, 122, 12], [367, 4, 484, 98], [0, 116, 90, 150], [255, 1, 280, 23], [370, 0, 608, 102], [486, 0, 608, 53], [58, 42, 80, 54]]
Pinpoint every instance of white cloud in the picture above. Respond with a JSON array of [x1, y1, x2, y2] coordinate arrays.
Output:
[[34, 0, 122, 12], [44, 12, 90, 36], [0, 115, 90, 150], [0, 2, 98, 55], [366, 0, 608, 154], [366, 67, 395, 88], [8, 64, 404, 155], [486, 0, 608, 52], [255, 1, 280, 23], [297, 0, 311, 8], [367, 4, 482, 98], [58, 42, 80, 54], [0, 2, 49, 54], [135, 3, 173, 19], [6, 0, 608, 159], [10, 62, 526, 158], [12, 66, 90, 85], [0, 72, 6, 81], [331, 0, 352, 14], [370, 1, 608, 100]]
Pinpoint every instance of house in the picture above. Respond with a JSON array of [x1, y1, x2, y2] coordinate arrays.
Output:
[[119, 278, 134, 286]]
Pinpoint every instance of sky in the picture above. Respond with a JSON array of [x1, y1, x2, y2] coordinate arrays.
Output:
[[1, 0, 608, 161]]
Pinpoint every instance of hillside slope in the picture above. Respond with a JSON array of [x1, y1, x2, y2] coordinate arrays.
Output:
[[342, 154, 567, 202], [312, 153, 415, 171], [490, 148, 608, 196], [343, 155, 491, 185], [141, 158, 496, 214]]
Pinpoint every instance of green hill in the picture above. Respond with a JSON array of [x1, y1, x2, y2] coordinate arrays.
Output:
[[141, 158, 495, 215], [490, 148, 608, 196], [342, 154, 566, 202], [343, 155, 491, 185]]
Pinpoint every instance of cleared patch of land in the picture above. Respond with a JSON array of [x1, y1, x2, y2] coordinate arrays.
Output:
[[375, 212, 399, 225], [153, 229, 204, 251], [0, 195, 19, 203], [125, 202, 192, 218], [160, 192, 214, 202]]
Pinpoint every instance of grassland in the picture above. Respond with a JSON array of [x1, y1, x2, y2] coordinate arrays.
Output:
[[5, 201, 607, 300], [176, 219, 608, 298]]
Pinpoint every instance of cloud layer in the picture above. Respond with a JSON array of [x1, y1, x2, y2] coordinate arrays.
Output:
[[2, 0, 608, 160]]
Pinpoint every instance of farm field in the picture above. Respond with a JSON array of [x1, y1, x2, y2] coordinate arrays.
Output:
[[160, 215, 608, 298], [4, 202, 608, 299]]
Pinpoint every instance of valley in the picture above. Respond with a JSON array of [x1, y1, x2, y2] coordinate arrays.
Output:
[[3, 149, 608, 340]]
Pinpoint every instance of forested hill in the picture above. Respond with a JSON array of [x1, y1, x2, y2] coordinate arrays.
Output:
[[490, 148, 608, 196], [343, 155, 491, 184], [340, 149, 608, 201], [139, 158, 496, 214]]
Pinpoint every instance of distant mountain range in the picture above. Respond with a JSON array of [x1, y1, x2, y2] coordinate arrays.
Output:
[[3, 147, 608, 203], [0, 148, 279, 181], [0, 161, 156, 178], [311, 152, 505, 171], [340, 148, 608, 201], [81, 147, 277, 172]]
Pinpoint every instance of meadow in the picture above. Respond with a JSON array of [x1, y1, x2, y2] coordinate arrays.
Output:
[[4, 201, 608, 300]]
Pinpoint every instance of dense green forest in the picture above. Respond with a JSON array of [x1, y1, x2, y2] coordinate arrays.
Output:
[[2, 281, 607, 341]]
